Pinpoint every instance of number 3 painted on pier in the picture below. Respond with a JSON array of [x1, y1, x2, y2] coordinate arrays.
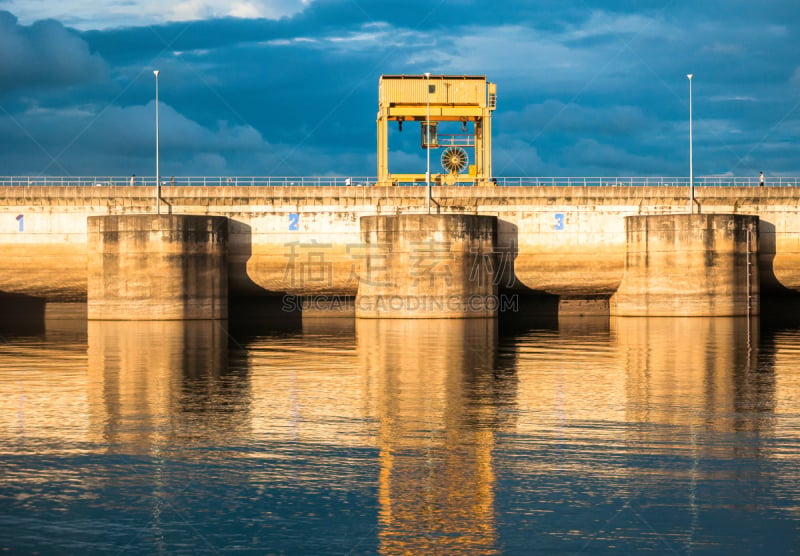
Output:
[[289, 213, 299, 231], [554, 213, 565, 231]]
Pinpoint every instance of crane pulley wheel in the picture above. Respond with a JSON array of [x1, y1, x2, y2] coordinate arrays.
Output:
[[441, 147, 468, 174]]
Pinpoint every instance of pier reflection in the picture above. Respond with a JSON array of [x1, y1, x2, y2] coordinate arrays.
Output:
[[86, 320, 235, 451], [612, 317, 776, 531], [614, 316, 770, 436], [507, 316, 770, 457], [356, 318, 510, 555]]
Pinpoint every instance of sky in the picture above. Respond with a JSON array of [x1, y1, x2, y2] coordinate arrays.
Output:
[[0, 0, 798, 178]]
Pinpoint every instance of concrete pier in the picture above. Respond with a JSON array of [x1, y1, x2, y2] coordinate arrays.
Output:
[[88, 215, 228, 320], [611, 214, 758, 317], [356, 214, 498, 318], [300, 296, 355, 318]]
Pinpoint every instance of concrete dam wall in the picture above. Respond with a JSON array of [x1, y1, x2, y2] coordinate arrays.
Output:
[[1, 185, 799, 316]]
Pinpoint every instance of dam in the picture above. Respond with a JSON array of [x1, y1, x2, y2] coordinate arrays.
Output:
[[3, 75, 796, 321], [1, 183, 799, 320]]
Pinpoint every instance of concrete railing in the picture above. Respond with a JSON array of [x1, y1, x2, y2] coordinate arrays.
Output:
[[1, 176, 799, 187], [0, 176, 375, 187]]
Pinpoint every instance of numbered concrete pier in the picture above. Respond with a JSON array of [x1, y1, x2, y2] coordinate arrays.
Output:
[[611, 214, 759, 316], [356, 214, 498, 318], [88, 214, 228, 320], [4, 186, 800, 321]]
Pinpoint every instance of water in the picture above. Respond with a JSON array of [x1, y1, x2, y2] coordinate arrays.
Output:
[[2, 310, 800, 554]]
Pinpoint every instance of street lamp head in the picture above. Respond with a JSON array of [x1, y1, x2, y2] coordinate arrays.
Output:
[[154, 69, 160, 77], [424, 72, 431, 79], [687, 73, 693, 80]]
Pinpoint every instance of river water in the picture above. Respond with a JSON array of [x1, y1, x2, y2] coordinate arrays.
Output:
[[1, 309, 800, 554]]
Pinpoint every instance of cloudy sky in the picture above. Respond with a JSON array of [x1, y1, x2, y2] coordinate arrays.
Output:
[[0, 0, 798, 178]]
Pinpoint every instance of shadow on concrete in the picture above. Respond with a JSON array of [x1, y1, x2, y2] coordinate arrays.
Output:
[[176, 215, 229, 321], [756, 219, 800, 325], [227, 218, 302, 330], [758, 220, 784, 295], [497, 218, 562, 328], [228, 219, 273, 297]]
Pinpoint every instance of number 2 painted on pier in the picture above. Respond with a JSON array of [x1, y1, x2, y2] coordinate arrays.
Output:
[[288, 213, 299, 231], [554, 213, 565, 231]]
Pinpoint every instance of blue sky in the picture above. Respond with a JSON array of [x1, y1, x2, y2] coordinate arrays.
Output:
[[0, 0, 798, 178]]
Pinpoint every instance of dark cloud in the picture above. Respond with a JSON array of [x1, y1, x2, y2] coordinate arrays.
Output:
[[562, 138, 673, 175], [0, 101, 266, 173], [2, 1, 800, 177], [501, 101, 653, 138], [0, 11, 107, 92]]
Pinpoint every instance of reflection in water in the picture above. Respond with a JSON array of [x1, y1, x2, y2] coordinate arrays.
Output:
[[495, 316, 785, 551], [613, 317, 779, 551], [86, 321, 231, 555], [3, 311, 800, 553], [764, 325, 800, 430], [0, 316, 88, 447], [246, 317, 367, 450], [615, 317, 769, 434], [357, 318, 509, 555], [507, 317, 770, 457], [87, 320, 234, 451], [508, 316, 623, 440]]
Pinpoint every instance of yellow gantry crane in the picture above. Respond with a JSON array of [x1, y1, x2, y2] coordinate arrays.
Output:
[[376, 75, 497, 186]]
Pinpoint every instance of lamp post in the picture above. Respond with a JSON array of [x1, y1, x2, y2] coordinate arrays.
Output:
[[424, 72, 431, 214], [687, 73, 694, 214], [154, 69, 161, 215]]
